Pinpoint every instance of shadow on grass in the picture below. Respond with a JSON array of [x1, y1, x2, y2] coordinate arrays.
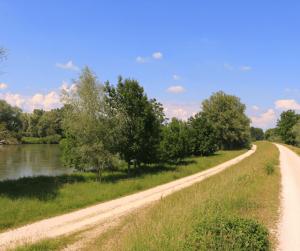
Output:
[[0, 159, 197, 201]]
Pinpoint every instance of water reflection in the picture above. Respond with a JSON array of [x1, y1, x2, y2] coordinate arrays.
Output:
[[0, 145, 73, 181]]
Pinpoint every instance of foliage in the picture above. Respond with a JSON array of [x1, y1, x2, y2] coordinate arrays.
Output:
[[61, 65, 120, 182], [250, 127, 264, 142], [105, 76, 165, 172], [181, 215, 269, 250], [0, 45, 9, 75], [264, 128, 274, 141], [276, 109, 300, 145], [202, 91, 251, 149], [291, 119, 300, 147], [22, 135, 62, 144], [0, 122, 19, 144], [265, 163, 275, 175], [188, 112, 219, 156], [0, 100, 23, 132]]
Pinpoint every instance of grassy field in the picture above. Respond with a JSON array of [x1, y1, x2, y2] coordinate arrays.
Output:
[[77, 141, 280, 250], [0, 148, 247, 233]]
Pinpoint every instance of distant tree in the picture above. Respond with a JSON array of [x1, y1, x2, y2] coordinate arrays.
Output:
[[37, 110, 62, 137], [61, 65, 120, 182], [105, 76, 164, 173], [188, 112, 219, 156], [0, 45, 9, 75], [264, 128, 275, 141], [201, 91, 251, 149], [250, 127, 264, 141], [291, 120, 300, 147], [160, 117, 189, 163], [0, 100, 23, 132], [276, 110, 300, 145]]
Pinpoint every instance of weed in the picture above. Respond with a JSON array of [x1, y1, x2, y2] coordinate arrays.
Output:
[[265, 163, 275, 175]]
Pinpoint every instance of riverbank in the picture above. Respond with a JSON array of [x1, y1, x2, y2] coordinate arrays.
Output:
[[0, 148, 247, 233], [21, 135, 61, 144]]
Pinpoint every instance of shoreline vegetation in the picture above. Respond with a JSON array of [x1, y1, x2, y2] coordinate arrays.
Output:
[[0, 148, 247, 233]]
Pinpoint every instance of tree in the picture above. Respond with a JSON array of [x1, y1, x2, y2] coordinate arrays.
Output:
[[37, 110, 62, 137], [201, 91, 251, 149], [0, 45, 9, 75], [105, 76, 164, 173], [276, 110, 300, 145], [264, 128, 275, 141], [60, 65, 121, 182], [188, 112, 219, 156], [250, 127, 264, 141], [0, 100, 23, 132], [160, 117, 189, 163], [291, 120, 300, 147]]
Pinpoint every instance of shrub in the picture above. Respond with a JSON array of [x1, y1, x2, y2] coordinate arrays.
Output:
[[181, 215, 269, 250], [265, 163, 275, 175]]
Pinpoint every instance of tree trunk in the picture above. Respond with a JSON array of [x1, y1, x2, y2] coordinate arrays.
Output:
[[99, 171, 102, 183], [97, 168, 100, 182], [128, 161, 130, 174], [134, 161, 136, 172]]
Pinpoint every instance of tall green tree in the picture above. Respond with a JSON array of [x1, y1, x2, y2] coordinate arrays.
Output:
[[105, 76, 164, 173], [61, 66, 121, 182], [250, 127, 264, 141], [276, 110, 300, 145], [188, 112, 219, 156], [0, 100, 23, 132], [292, 120, 300, 147], [160, 117, 189, 163], [201, 91, 251, 149], [264, 128, 275, 141]]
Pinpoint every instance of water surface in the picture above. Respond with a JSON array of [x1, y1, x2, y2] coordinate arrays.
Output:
[[0, 144, 73, 181]]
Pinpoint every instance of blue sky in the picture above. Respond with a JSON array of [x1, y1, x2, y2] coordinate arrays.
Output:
[[1, 0, 300, 130]]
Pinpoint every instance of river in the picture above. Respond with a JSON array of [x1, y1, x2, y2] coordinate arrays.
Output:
[[0, 144, 74, 181]]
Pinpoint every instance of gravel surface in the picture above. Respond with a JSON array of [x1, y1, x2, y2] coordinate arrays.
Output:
[[275, 144, 300, 251], [0, 146, 256, 250]]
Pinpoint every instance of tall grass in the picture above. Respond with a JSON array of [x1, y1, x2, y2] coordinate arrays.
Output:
[[0, 149, 247, 232], [87, 141, 280, 250]]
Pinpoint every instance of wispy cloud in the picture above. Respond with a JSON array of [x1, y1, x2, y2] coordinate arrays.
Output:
[[152, 52, 162, 59], [166, 86, 186, 93], [136, 57, 149, 63], [224, 63, 233, 69], [0, 83, 8, 90], [251, 109, 276, 128], [240, 66, 251, 71], [173, 75, 180, 80], [55, 61, 79, 70], [275, 99, 300, 110], [284, 88, 291, 92], [252, 106, 260, 111]]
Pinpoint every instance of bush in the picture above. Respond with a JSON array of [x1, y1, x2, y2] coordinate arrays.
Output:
[[265, 163, 275, 175], [181, 215, 269, 250]]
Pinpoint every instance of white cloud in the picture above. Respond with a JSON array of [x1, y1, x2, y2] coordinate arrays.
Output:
[[173, 109, 187, 117], [152, 52, 162, 59], [251, 109, 276, 128], [59, 81, 69, 90], [136, 57, 149, 63], [0, 83, 8, 90], [166, 86, 186, 93], [284, 88, 291, 92], [241, 66, 251, 71], [192, 112, 197, 117], [275, 99, 300, 110], [5, 92, 25, 107], [224, 63, 233, 69], [173, 75, 180, 80], [55, 61, 79, 70], [252, 106, 260, 111], [295, 89, 299, 92]]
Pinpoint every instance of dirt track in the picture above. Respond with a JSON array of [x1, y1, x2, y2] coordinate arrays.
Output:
[[275, 144, 300, 250], [0, 146, 256, 250]]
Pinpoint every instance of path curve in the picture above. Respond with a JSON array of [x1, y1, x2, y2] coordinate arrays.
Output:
[[274, 144, 300, 250], [0, 146, 256, 250]]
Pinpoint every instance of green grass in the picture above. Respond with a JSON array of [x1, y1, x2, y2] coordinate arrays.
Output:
[[21, 135, 61, 144], [0, 148, 247, 233], [84, 141, 280, 250]]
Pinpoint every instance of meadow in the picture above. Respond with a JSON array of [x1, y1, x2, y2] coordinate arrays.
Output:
[[0, 148, 247, 233]]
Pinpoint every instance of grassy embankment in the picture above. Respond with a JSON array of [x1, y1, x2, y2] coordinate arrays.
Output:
[[80, 141, 280, 250], [0, 148, 247, 233], [21, 135, 62, 144]]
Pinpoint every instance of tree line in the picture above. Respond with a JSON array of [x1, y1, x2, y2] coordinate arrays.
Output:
[[59, 66, 252, 181], [265, 109, 300, 146]]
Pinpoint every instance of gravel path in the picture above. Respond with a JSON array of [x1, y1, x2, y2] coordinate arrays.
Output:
[[0, 146, 256, 250], [275, 144, 300, 250]]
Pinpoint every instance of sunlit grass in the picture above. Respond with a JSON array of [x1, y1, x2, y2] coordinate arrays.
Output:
[[0, 149, 247, 232]]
